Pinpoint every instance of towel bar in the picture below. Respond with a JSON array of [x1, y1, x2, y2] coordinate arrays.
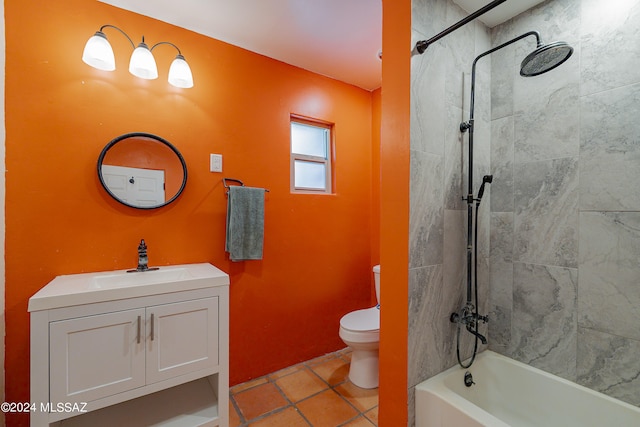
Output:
[[223, 178, 269, 194]]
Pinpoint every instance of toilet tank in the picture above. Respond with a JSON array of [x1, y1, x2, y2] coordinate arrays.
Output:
[[373, 265, 381, 305]]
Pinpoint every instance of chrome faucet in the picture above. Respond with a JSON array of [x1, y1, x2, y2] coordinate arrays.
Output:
[[127, 239, 159, 273], [137, 239, 149, 271]]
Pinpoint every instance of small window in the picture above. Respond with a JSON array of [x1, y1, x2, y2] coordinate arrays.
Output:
[[290, 117, 333, 193]]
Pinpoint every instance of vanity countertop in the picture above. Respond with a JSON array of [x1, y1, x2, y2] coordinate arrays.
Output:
[[28, 263, 230, 312]]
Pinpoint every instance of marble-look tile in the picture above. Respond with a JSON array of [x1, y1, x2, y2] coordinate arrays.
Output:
[[488, 302, 511, 354], [510, 262, 578, 381], [580, 0, 640, 96], [411, 37, 446, 156], [475, 20, 494, 123], [408, 264, 458, 386], [513, 157, 578, 268], [472, 117, 492, 195], [408, 386, 416, 427], [579, 83, 640, 211], [411, 0, 447, 45], [443, 209, 465, 299], [474, 20, 491, 59], [490, 11, 525, 48], [578, 212, 640, 341], [476, 256, 490, 318], [513, 57, 580, 163], [476, 193, 491, 260], [490, 45, 515, 120], [490, 116, 514, 212], [444, 104, 465, 210], [489, 212, 513, 312], [577, 328, 640, 406], [473, 61, 492, 125], [444, 0, 475, 110], [409, 150, 444, 268]]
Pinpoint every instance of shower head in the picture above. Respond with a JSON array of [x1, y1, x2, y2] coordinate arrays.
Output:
[[520, 41, 574, 77]]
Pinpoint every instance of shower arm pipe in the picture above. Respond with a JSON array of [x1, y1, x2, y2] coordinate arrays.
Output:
[[465, 31, 541, 130], [462, 30, 541, 305], [464, 30, 541, 191], [415, 0, 508, 54]]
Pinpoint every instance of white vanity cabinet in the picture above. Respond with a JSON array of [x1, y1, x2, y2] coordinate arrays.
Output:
[[29, 263, 229, 427]]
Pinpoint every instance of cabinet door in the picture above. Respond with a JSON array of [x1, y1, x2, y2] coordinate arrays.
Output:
[[50, 308, 146, 404], [146, 297, 218, 384]]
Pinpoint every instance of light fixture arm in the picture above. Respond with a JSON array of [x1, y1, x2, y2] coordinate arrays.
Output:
[[98, 24, 136, 50], [150, 41, 183, 56]]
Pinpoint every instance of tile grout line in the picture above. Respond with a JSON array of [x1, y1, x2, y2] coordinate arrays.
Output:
[[269, 371, 314, 426], [231, 348, 377, 426], [229, 394, 247, 426], [305, 355, 378, 420]]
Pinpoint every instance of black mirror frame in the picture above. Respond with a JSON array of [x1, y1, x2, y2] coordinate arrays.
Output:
[[97, 132, 188, 209]]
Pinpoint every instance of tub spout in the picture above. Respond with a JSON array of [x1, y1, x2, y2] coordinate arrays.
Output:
[[466, 324, 487, 345]]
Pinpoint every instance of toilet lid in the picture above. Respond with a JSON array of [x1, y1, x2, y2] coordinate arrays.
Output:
[[340, 307, 380, 332]]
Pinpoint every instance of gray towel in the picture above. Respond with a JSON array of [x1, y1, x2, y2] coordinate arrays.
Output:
[[225, 186, 265, 261]]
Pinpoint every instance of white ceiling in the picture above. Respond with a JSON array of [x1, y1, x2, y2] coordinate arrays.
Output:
[[98, 0, 545, 91]]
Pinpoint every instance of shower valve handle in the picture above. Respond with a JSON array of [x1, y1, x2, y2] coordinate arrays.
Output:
[[460, 121, 472, 133]]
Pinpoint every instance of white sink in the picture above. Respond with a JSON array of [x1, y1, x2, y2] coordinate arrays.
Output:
[[28, 263, 230, 312], [91, 268, 193, 289]]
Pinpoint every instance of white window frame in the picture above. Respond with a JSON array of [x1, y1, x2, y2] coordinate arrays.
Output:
[[290, 116, 333, 194]]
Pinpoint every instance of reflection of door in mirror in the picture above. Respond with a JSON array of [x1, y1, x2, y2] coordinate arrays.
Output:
[[101, 136, 183, 200], [102, 165, 165, 207]]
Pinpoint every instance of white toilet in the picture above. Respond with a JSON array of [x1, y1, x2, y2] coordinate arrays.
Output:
[[339, 265, 380, 389]]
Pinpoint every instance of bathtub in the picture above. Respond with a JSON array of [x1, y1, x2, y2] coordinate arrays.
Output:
[[415, 350, 640, 427]]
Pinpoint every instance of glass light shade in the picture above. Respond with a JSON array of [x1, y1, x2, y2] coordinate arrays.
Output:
[[168, 54, 194, 88], [82, 31, 115, 71], [129, 42, 158, 79]]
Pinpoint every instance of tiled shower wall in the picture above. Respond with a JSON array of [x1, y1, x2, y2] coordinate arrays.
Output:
[[489, 0, 640, 407], [410, 0, 640, 422], [409, 0, 492, 424]]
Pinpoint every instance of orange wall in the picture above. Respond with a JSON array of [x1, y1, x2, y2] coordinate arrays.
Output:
[[379, 0, 411, 425], [4, 1, 376, 424], [371, 88, 382, 268]]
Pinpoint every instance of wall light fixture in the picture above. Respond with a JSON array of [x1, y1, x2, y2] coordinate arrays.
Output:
[[82, 24, 194, 88]]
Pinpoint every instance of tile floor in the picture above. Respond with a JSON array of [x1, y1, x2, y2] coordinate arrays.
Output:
[[229, 348, 378, 427]]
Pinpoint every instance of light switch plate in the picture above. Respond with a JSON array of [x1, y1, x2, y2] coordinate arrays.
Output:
[[210, 154, 222, 173]]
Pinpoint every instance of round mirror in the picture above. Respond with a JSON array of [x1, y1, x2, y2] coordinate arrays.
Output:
[[97, 132, 187, 209]]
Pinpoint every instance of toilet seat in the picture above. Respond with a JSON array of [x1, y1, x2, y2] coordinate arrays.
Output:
[[339, 307, 379, 344], [340, 307, 379, 332]]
